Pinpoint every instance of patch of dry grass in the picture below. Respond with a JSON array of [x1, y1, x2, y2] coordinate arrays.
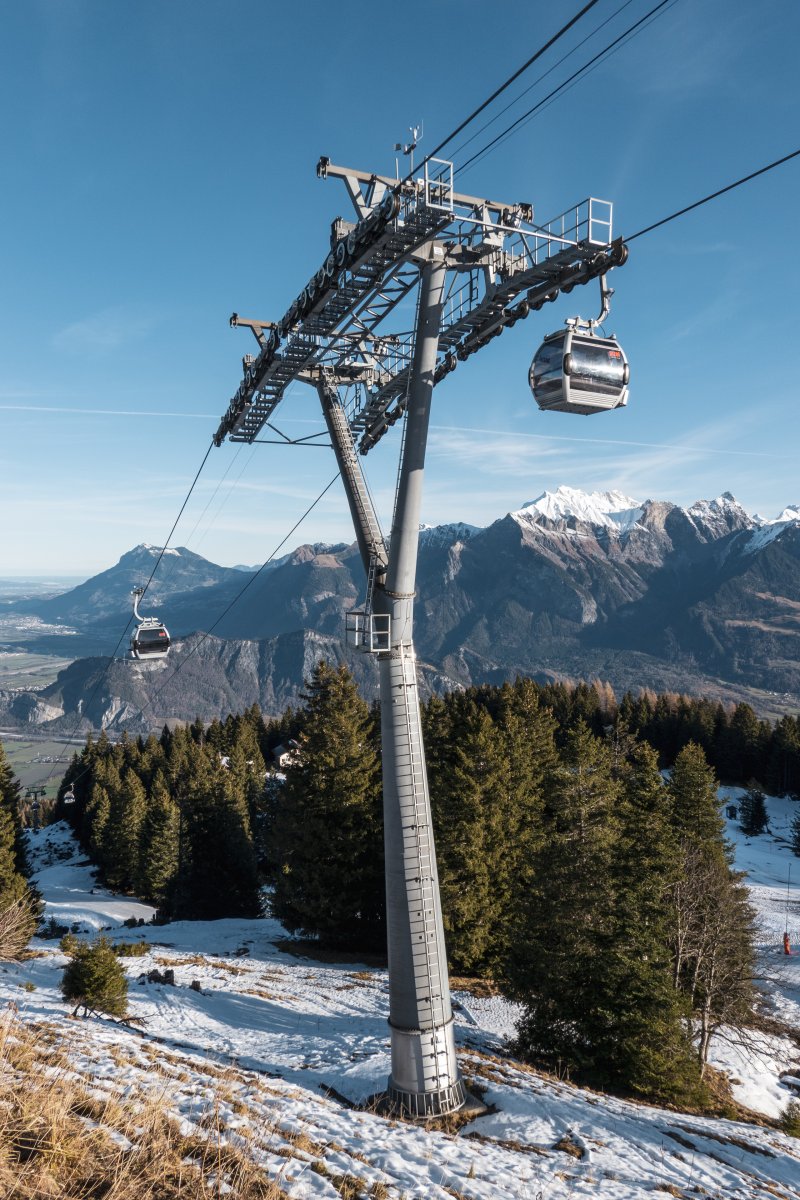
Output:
[[449, 975, 502, 999], [0, 1009, 289, 1199]]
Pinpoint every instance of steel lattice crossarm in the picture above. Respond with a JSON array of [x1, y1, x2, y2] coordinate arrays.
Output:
[[213, 156, 627, 452]]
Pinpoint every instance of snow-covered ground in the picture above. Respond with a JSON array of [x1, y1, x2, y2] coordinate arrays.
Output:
[[704, 789, 800, 1118], [2, 807, 800, 1199]]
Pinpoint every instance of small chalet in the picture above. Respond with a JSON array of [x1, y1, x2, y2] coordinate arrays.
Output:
[[273, 740, 301, 768]]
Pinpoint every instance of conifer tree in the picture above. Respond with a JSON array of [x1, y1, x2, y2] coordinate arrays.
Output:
[[767, 716, 800, 798], [136, 773, 179, 907], [0, 746, 36, 956], [491, 680, 557, 960], [790, 807, 800, 858], [427, 699, 504, 973], [86, 783, 111, 868], [162, 743, 205, 919], [186, 758, 262, 920], [61, 937, 128, 1018], [271, 661, 384, 948], [102, 769, 146, 892], [0, 742, 28, 876], [0, 804, 33, 912], [137, 733, 167, 790], [668, 742, 726, 856], [719, 703, 766, 784], [228, 737, 266, 829], [505, 722, 620, 1083], [739, 782, 769, 836], [609, 742, 705, 1102]]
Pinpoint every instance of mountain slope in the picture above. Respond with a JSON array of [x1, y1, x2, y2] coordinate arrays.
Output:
[[23, 544, 246, 626], [1, 817, 798, 1199], [3, 487, 800, 725]]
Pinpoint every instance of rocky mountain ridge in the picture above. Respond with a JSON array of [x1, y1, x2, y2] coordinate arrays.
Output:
[[2, 486, 799, 729]]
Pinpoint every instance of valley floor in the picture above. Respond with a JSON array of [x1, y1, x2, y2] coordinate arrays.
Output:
[[2, 802, 800, 1199]]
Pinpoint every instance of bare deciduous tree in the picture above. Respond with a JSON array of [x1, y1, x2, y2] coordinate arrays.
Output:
[[669, 841, 757, 1072]]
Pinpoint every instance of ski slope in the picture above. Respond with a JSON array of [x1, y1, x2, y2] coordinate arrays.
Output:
[[1, 806, 799, 1199]]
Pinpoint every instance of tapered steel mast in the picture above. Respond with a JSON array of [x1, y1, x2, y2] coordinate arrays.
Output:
[[213, 155, 626, 1115]]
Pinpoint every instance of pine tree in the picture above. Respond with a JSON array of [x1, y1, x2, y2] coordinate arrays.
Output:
[[739, 781, 769, 836], [790, 807, 800, 858], [491, 680, 557, 962], [271, 661, 384, 948], [505, 723, 620, 1082], [668, 742, 726, 857], [102, 769, 146, 892], [427, 698, 504, 973], [767, 716, 800, 798], [609, 742, 705, 1102], [136, 773, 179, 907], [719, 703, 766, 784], [137, 733, 167, 791], [86, 783, 111, 867], [228, 737, 266, 832], [0, 741, 28, 876], [61, 937, 128, 1018], [179, 753, 262, 921], [0, 803, 36, 958], [0, 746, 36, 957]]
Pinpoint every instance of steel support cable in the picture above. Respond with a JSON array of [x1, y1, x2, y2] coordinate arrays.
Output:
[[42, 437, 216, 790], [139, 472, 343, 712], [51, 472, 342, 793], [155, 445, 248, 592], [448, 0, 639, 163], [172, 445, 244, 557], [139, 439, 215, 602], [398, 0, 603, 187], [457, 0, 678, 176], [624, 147, 800, 242], [40, 622, 139, 792], [192, 445, 259, 556]]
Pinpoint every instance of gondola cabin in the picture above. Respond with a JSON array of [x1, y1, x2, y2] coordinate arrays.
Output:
[[530, 329, 629, 415], [130, 622, 171, 659], [130, 586, 171, 660]]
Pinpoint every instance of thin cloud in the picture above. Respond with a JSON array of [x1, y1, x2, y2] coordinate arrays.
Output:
[[51, 311, 157, 354], [429, 430, 572, 477]]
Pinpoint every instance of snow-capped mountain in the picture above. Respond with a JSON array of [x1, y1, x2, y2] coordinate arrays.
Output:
[[514, 485, 645, 533], [511, 485, 793, 542], [686, 491, 757, 539], [4, 486, 800, 729], [419, 520, 480, 547]]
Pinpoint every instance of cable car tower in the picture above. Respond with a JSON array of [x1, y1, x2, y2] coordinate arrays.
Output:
[[213, 155, 628, 1117]]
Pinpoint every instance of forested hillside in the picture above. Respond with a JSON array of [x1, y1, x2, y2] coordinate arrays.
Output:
[[54, 666, 800, 1106]]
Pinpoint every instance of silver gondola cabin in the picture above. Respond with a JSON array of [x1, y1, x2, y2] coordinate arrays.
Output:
[[130, 587, 171, 660], [529, 275, 629, 415]]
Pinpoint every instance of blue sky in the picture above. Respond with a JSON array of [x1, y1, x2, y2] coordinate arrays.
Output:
[[1, 0, 799, 576]]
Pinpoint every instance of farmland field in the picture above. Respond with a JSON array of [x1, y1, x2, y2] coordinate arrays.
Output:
[[0, 651, 74, 690], [0, 733, 81, 800]]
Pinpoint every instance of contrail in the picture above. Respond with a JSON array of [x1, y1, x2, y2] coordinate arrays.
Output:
[[431, 424, 794, 460], [0, 404, 213, 419]]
